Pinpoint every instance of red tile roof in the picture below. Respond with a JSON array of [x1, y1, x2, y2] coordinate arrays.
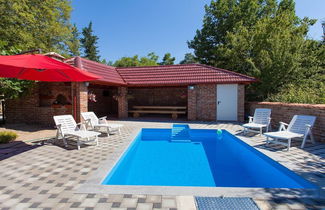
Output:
[[65, 57, 126, 85], [116, 64, 256, 86], [65, 57, 256, 86]]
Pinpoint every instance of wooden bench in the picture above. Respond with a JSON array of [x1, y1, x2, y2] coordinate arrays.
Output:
[[129, 106, 187, 119]]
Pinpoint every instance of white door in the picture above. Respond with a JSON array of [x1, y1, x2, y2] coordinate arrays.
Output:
[[216, 84, 238, 121]]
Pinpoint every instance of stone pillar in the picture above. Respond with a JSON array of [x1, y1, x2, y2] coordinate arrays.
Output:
[[237, 84, 245, 122], [118, 87, 128, 118], [187, 86, 197, 121]]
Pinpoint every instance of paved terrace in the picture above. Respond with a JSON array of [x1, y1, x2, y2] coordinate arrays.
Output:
[[0, 120, 324, 210]]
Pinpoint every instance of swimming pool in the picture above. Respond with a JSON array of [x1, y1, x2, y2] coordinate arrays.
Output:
[[102, 126, 316, 189]]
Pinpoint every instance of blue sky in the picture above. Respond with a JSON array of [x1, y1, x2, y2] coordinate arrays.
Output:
[[71, 0, 325, 63]]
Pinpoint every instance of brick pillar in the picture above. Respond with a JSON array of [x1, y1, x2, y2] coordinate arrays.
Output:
[[73, 82, 88, 122], [237, 84, 245, 122], [72, 57, 88, 122], [187, 86, 197, 121], [118, 87, 128, 118]]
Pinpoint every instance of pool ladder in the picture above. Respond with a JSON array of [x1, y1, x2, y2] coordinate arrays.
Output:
[[170, 124, 191, 142]]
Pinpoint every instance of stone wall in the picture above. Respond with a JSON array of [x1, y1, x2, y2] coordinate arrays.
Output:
[[246, 102, 325, 142]]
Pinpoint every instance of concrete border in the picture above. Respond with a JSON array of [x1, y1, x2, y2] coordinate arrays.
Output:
[[77, 128, 322, 199]]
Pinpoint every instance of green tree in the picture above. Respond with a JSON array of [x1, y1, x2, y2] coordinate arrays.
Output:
[[159, 53, 175, 65], [0, 46, 34, 99], [100, 58, 113, 66], [114, 53, 159, 67], [189, 0, 321, 101], [180, 53, 197, 64], [80, 22, 100, 62], [0, 0, 72, 53], [66, 24, 81, 56]]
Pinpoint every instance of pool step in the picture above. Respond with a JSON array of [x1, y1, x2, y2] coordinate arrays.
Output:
[[171, 124, 191, 142]]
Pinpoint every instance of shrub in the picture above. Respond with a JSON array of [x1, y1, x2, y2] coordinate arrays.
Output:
[[0, 131, 18, 144], [267, 83, 325, 104]]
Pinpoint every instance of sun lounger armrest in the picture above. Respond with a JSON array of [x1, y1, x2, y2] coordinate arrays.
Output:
[[248, 116, 253, 123], [99, 116, 107, 120], [279, 122, 288, 131]]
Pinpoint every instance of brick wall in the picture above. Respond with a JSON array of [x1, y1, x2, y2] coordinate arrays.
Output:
[[196, 84, 216, 121], [246, 102, 325, 142], [74, 82, 88, 122], [187, 84, 245, 122], [6, 83, 73, 126], [128, 87, 187, 108], [187, 84, 216, 121], [187, 87, 197, 121]]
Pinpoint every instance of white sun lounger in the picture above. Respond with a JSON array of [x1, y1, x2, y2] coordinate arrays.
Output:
[[81, 112, 123, 136], [264, 115, 316, 151], [242, 108, 271, 135], [53, 115, 100, 150]]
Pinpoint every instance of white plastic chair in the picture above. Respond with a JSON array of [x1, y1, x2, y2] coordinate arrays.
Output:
[[53, 115, 100, 150], [243, 108, 272, 135], [81, 112, 123, 136], [264, 115, 316, 151]]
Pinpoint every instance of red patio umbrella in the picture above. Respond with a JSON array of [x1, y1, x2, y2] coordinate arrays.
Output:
[[0, 54, 100, 81]]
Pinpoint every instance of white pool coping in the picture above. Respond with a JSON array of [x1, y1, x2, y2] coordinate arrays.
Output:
[[77, 128, 323, 199]]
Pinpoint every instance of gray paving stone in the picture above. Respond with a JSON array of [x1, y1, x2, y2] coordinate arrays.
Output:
[[48, 194, 59, 199], [86, 194, 96, 198], [138, 198, 146, 203], [124, 194, 132, 198], [30, 202, 41, 208], [112, 202, 121, 208], [20, 198, 32, 203], [70, 201, 82, 208], [98, 198, 108, 203], [59, 198, 69, 203], [153, 203, 162, 208]]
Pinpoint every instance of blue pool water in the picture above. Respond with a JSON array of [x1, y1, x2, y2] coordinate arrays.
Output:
[[102, 127, 317, 188]]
